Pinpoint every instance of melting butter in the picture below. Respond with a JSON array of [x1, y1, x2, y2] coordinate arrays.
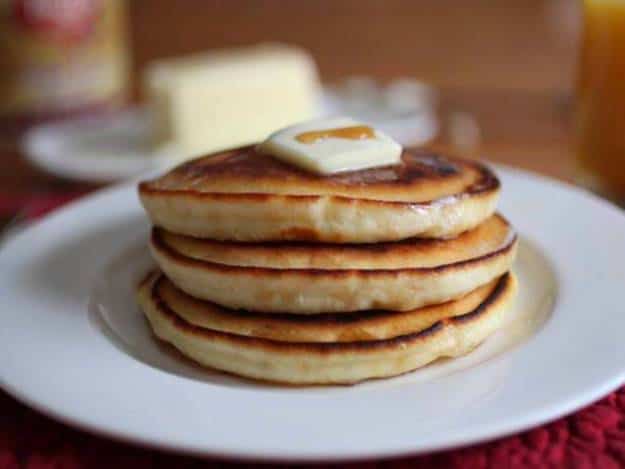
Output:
[[258, 117, 402, 175]]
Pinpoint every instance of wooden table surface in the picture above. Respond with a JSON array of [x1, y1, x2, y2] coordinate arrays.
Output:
[[0, 0, 578, 200]]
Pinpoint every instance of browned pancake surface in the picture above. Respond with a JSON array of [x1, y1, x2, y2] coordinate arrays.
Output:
[[139, 146, 498, 203]]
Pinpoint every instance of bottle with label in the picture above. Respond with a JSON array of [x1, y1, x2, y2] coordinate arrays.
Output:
[[0, 0, 130, 144]]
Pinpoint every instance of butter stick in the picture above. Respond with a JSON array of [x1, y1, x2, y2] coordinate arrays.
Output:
[[145, 43, 320, 162]]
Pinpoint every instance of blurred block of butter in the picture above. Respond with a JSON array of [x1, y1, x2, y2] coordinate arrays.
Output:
[[145, 43, 320, 162]]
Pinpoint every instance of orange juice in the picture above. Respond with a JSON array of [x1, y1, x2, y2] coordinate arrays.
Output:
[[577, 0, 625, 198]]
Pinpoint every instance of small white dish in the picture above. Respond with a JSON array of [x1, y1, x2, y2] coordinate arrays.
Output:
[[22, 109, 162, 183], [0, 165, 624, 462]]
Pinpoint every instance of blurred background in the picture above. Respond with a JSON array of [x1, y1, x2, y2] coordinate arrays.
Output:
[[130, 0, 578, 92], [0, 0, 586, 224]]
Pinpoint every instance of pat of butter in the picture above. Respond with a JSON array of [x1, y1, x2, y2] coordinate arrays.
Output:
[[258, 117, 402, 174]]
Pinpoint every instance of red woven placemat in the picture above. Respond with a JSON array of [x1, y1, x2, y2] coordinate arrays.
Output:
[[2, 193, 625, 469]]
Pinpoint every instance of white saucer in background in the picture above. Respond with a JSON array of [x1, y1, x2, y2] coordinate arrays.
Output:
[[22, 109, 181, 184]]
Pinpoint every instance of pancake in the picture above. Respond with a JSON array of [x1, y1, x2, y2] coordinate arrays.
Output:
[[156, 213, 514, 269], [137, 272, 517, 384], [138, 146, 500, 243], [149, 214, 517, 313], [148, 271, 502, 342]]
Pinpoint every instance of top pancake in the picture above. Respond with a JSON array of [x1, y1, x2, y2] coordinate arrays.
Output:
[[139, 146, 500, 242], [143, 146, 492, 201]]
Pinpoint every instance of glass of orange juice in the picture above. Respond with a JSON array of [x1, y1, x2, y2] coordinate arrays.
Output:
[[577, 0, 625, 200]]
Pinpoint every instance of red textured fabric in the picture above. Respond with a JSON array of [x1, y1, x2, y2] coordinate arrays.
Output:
[[0, 192, 86, 219], [1, 192, 625, 469], [2, 389, 625, 468]]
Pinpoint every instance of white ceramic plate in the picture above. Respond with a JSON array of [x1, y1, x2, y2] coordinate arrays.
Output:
[[1, 166, 624, 462]]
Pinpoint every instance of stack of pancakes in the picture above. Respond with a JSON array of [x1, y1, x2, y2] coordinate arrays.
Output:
[[137, 147, 517, 384]]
